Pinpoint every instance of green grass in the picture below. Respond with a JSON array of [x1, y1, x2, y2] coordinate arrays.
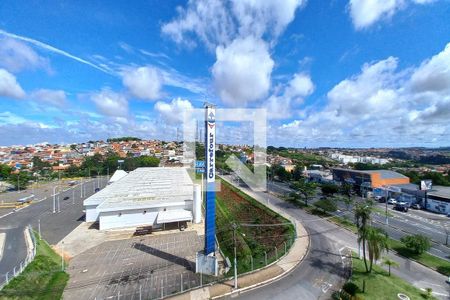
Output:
[[372, 207, 393, 217], [347, 254, 436, 300], [0, 235, 69, 300], [285, 197, 450, 277], [389, 239, 450, 276]]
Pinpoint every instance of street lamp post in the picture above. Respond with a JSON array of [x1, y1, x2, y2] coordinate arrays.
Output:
[[385, 188, 389, 225], [52, 186, 59, 213], [232, 223, 238, 289]]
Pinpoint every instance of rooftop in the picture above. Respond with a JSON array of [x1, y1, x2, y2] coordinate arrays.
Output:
[[428, 185, 450, 199], [84, 167, 194, 212], [332, 168, 408, 179]]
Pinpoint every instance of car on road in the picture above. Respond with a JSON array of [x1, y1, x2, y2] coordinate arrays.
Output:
[[375, 196, 386, 203], [411, 203, 421, 209], [387, 198, 397, 205], [394, 202, 409, 212], [63, 196, 70, 200], [95, 187, 100, 192]]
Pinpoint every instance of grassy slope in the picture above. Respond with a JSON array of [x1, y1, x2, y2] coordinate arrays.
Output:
[[350, 254, 435, 300], [216, 180, 295, 274], [0, 236, 69, 300]]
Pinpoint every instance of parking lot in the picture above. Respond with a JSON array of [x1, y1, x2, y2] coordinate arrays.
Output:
[[64, 231, 205, 300]]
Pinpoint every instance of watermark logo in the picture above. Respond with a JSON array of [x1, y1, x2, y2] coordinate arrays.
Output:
[[182, 108, 267, 192]]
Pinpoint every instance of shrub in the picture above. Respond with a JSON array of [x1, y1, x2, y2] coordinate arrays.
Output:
[[400, 234, 431, 254], [343, 281, 359, 296]]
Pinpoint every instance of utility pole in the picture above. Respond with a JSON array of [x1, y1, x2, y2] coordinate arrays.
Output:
[[233, 223, 238, 289]]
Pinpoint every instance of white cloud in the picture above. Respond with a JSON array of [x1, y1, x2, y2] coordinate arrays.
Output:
[[31, 89, 67, 108], [285, 73, 315, 98], [0, 111, 28, 124], [161, 0, 235, 50], [232, 0, 305, 40], [154, 97, 193, 124], [274, 43, 450, 147], [212, 36, 274, 105], [0, 37, 50, 73], [162, 0, 305, 50], [0, 68, 26, 99], [264, 72, 314, 120], [410, 43, 450, 93], [91, 89, 128, 117], [348, 0, 436, 30], [0, 28, 113, 75], [162, 0, 306, 106], [122, 66, 162, 100]]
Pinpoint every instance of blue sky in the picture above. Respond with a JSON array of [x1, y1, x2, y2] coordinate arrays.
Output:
[[0, 0, 449, 147]]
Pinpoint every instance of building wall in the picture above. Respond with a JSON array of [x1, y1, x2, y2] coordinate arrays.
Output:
[[99, 201, 193, 230], [85, 205, 99, 222], [369, 173, 410, 188], [99, 209, 159, 230]]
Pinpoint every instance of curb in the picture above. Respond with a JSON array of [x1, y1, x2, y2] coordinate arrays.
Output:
[[212, 222, 311, 299], [175, 177, 310, 300]]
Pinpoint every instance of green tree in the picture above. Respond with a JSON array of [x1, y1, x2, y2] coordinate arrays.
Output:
[[355, 201, 374, 273], [400, 234, 431, 254], [7, 171, 31, 191], [321, 183, 339, 197], [272, 165, 292, 182], [381, 257, 399, 276], [0, 164, 12, 180], [366, 227, 389, 272], [138, 156, 160, 167], [291, 180, 316, 206], [31, 156, 51, 171], [292, 165, 304, 181]]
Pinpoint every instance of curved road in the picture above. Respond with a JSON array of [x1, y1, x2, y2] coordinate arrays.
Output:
[[222, 176, 449, 300]]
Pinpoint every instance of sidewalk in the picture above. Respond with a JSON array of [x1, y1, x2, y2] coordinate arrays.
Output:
[[168, 178, 310, 300]]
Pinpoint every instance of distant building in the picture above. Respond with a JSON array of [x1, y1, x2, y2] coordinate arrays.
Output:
[[332, 168, 409, 189], [84, 167, 202, 230]]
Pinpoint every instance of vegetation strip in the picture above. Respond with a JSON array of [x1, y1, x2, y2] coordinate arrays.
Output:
[[335, 253, 437, 300], [0, 235, 69, 300]]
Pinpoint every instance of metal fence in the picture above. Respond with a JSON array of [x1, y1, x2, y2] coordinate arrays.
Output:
[[0, 225, 37, 290]]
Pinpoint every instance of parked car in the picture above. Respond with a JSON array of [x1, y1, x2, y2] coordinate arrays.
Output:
[[411, 204, 421, 210], [394, 202, 408, 212], [387, 198, 397, 205], [63, 196, 70, 200]]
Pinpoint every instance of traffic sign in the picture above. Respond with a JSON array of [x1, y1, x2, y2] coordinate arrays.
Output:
[[195, 161, 205, 168], [195, 168, 205, 174]]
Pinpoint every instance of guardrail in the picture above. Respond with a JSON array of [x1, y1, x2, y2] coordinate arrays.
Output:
[[0, 225, 37, 290]]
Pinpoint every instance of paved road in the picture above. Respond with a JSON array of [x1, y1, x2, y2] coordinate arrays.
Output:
[[268, 180, 450, 260], [224, 177, 449, 300], [0, 177, 108, 278]]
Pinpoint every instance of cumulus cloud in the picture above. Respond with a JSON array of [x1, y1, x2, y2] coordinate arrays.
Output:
[[274, 42, 450, 147], [163, 0, 306, 106], [122, 66, 162, 100], [91, 89, 128, 118], [154, 97, 193, 124], [264, 72, 314, 120], [0, 37, 50, 73], [410, 43, 450, 93], [348, 0, 436, 30], [31, 89, 67, 108], [212, 36, 274, 105], [0, 68, 26, 99], [162, 0, 305, 50]]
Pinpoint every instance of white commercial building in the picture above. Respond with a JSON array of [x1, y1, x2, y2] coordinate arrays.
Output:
[[84, 167, 202, 230]]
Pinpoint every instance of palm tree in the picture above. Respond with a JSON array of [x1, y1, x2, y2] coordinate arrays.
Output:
[[381, 257, 399, 276], [354, 201, 373, 272], [366, 227, 389, 272]]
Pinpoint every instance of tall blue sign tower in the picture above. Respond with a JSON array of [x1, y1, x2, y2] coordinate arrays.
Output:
[[204, 104, 216, 255]]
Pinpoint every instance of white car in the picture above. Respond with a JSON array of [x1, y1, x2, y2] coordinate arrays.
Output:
[[387, 198, 397, 205]]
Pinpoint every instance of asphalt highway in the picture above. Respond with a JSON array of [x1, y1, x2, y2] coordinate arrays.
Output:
[[268, 181, 450, 260], [0, 177, 108, 278]]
